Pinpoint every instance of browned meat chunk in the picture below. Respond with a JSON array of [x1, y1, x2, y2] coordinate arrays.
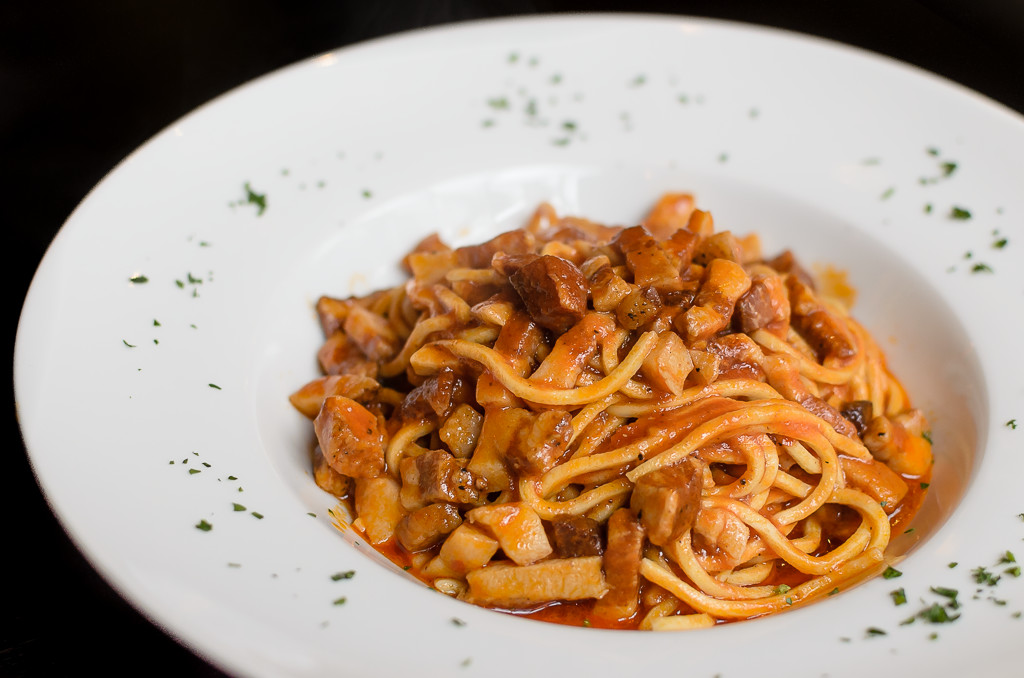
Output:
[[314, 396, 385, 479], [313, 448, 352, 497], [840, 400, 874, 437], [640, 331, 693, 394], [395, 503, 463, 552], [506, 409, 573, 475], [704, 334, 766, 382], [509, 255, 588, 333], [616, 286, 662, 330], [289, 374, 378, 418], [589, 266, 632, 312], [593, 508, 646, 620], [661, 228, 700, 269], [736, 273, 790, 337], [549, 516, 604, 558], [317, 332, 378, 378], [767, 250, 815, 289], [692, 231, 742, 266], [399, 449, 482, 509], [630, 458, 703, 546], [679, 259, 752, 343], [397, 368, 472, 424], [343, 306, 401, 362], [316, 296, 350, 337], [785, 276, 856, 363], [614, 226, 684, 291], [642, 193, 695, 240], [455, 229, 536, 269]]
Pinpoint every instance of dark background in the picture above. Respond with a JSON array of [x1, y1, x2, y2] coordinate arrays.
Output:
[[4, 2, 1022, 675]]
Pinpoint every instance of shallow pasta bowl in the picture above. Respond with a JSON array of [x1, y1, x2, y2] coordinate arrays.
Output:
[[14, 14, 1024, 678]]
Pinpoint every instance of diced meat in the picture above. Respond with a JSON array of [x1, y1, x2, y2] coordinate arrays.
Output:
[[397, 368, 472, 424], [840, 455, 908, 514], [767, 250, 816, 290], [616, 286, 662, 330], [354, 476, 406, 544], [509, 255, 589, 333], [289, 374, 378, 418], [466, 557, 608, 608], [317, 332, 378, 378], [454, 229, 536, 269], [684, 209, 715, 238], [661, 229, 700, 270], [505, 409, 573, 475], [439, 404, 484, 458], [840, 400, 874, 437], [640, 331, 693, 394], [466, 503, 553, 565], [423, 524, 500, 578], [736, 273, 791, 337], [466, 407, 521, 492], [704, 334, 766, 382], [630, 458, 703, 546], [316, 296, 351, 337], [343, 306, 401, 362], [642, 193, 696, 240], [679, 259, 752, 343], [589, 266, 632, 312], [395, 503, 463, 552], [785, 276, 857, 363], [314, 396, 385, 479], [693, 507, 749, 562], [593, 509, 646, 620], [530, 312, 615, 387], [863, 412, 933, 476], [692, 231, 743, 266], [549, 516, 604, 558], [399, 449, 482, 509], [313, 448, 352, 497], [614, 226, 684, 291]]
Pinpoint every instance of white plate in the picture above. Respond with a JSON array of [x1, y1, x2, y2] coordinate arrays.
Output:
[[15, 14, 1024, 678]]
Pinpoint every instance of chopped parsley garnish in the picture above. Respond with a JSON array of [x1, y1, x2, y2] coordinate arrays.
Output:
[[972, 566, 1001, 586], [331, 570, 356, 581], [129, 274, 149, 284], [940, 162, 957, 177], [1000, 551, 1017, 564], [232, 503, 246, 512], [828, 587, 840, 596], [880, 187, 895, 200], [243, 182, 267, 215], [891, 588, 907, 606], [188, 468, 201, 475], [1006, 566, 1021, 578], [153, 319, 161, 326], [924, 203, 933, 214], [948, 562, 958, 569], [993, 238, 1008, 249], [209, 383, 222, 390], [950, 206, 972, 220], [582, 619, 591, 627], [227, 475, 237, 480], [332, 597, 347, 606], [921, 482, 931, 490], [361, 189, 372, 199], [123, 339, 136, 348], [251, 511, 264, 520], [630, 74, 646, 87], [774, 584, 791, 595], [1008, 419, 1019, 430], [930, 586, 959, 602], [195, 520, 212, 531], [882, 566, 902, 580], [971, 263, 993, 273], [922, 431, 933, 444], [487, 97, 509, 110], [451, 617, 466, 627], [866, 627, 887, 637], [927, 147, 940, 156], [923, 603, 959, 623], [785, 596, 793, 605]]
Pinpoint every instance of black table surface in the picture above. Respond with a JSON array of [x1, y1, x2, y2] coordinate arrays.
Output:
[[4, 2, 1023, 676]]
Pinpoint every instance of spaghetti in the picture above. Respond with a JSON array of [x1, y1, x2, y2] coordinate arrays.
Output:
[[289, 193, 932, 629]]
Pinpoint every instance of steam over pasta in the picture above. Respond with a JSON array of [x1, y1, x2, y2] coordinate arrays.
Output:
[[290, 193, 933, 629]]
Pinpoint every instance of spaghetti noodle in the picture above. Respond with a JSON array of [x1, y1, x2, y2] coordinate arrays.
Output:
[[289, 193, 932, 629]]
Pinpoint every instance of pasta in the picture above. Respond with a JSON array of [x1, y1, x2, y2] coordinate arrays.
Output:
[[290, 193, 933, 629]]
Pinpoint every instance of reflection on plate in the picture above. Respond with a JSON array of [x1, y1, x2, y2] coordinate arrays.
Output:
[[15, 14, 1024, 678]]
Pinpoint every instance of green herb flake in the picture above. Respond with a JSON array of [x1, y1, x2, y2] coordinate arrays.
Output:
[[866, 627, 887, 637], [550, 73, 562, 85], [123, 339, 136, 348], [361, 189, 372, 199], [971, 262, 993, 273], [948, 562, 958, 569], [891, 588, 907, 606], [950, 206, 972, 220], [880, 187, 895, 200], [774, 584, 791, 595], [201, 462, 211, 468], [487, 97, 509, 110], [927, 147, 941, 156], [929, 632, 939, 640], [129, 274, 149, 284], [251, 511, 264, 520], [195, 519, 212, 532], [882, 566, 902, 579], [993, 238, 1008, 249], [972, 566, 1000, 586], [1001, 551, 1017, 564], [243, 182, 267, 215], [921, 482, 931, 490], [941, 162, 957, 177], [922, 431, 933, 444], [232, 503, 246, 512], [828, 587, 840, 596], [923, 603, 959, 624], [451, 617, 466, 627], [228, 562, 241, 568], [227, 475, 237, 480], [481, 119, 495, 128], [630, 74, 646, 87], [1008, 419, 1019, 430], [188, 468, 201, 475], [331, 570, 356, 581], [332, 597, 347, 606], [507, 52, 519, 63], [1005, 566, 1021, 578], [582, 619, 591, 627], [209, 383, 222, 390], [785, 596, 793, 605], [904, 528, 916, 534], [930, 586, 959, 601], [307, 512, 316, 518], [461, 658, 472, 668], [924, 203, 933, 214]]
